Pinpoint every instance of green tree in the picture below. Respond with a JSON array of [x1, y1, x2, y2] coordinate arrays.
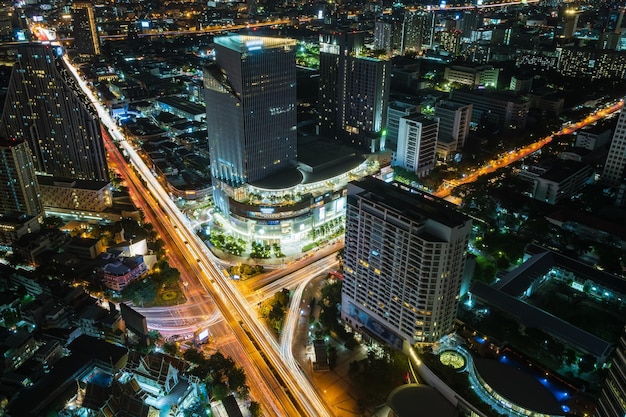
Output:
[[163, 342, 178, 356], [249, 401, 262, 417], [578, 354, 596, 374], [183, 348, 206, 364]]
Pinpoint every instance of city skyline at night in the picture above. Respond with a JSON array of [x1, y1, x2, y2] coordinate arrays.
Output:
[[0, 1, 625, 416]]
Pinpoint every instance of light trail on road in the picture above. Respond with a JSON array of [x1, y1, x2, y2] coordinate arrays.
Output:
[[61, 52, 333, 417]]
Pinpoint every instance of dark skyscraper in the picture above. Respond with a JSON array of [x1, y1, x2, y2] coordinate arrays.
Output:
[[0, 43, 108, 182], [319, 32, 390, 152], [0, 137, 43, 217], [204, 35, 297, 188], [72, 2, 101, 56]]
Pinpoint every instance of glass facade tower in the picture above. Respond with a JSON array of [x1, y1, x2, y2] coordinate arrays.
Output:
[[204, 35, 298, 188]]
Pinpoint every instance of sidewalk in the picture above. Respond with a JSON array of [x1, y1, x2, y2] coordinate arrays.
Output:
[[291, 277, 369, 417]]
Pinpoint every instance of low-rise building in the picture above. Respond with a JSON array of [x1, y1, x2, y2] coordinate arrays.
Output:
[[101, 256, 148, 291], [0, 328, 39, 373], [37, 176, 113, 214], [444, 65, 500, 88], [531, 160, 593, 204], [575, 124, 612, 151], [0, 212, 40, 249], [66, 237, 104, 260], [450, 89, 529, 130]]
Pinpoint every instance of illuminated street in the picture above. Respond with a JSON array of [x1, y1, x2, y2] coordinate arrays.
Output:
[[59, 50, 334, 417], [434, 100, 625, 199]]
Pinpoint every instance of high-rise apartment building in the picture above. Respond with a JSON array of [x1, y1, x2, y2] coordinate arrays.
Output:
[[72, 2, 100, 56], [319, 33, 390, 152], [395, 114, 438, 178], [374, 14, 404, 54], [0, 43, 108, 181], [434, 101, 472, 161], [595, 325, 626, 417], [204, 35, 298, 211], [341, 177, 472, 347], [0, 137, 43, 218], [386, 101, 419, 153], [404, 10, 436, 51], [603, 99, 626, 185]]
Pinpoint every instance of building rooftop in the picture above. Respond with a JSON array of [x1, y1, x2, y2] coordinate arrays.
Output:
[[387, 384, 457, 417], [0, 212, 36, 225], [214, 34, 296, 53], [538, 160, 590, 183], [36, 175, 111, 191], [155, 96, 205, 117], [247, 166, 303, 190], [349, 177, 471, 229], [473, 358, 563, 415], [471, 281, 613, 360]]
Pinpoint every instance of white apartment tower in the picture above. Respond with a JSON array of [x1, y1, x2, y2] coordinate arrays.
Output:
[[386, 101, 419, 153], [602, 99, 626, 185], [396, 114, 438, 178], [341, 177, 472, 347]]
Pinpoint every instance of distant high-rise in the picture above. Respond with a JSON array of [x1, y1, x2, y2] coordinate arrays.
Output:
[[603, 99, 626, 185], [72, 2, 100, 56], [319, 33, 390, 152], [0, 43, 108, 181], [0, 137, 43, 218], [204, 35, 298, 211], [595, 325, 626, 417], [396, 114, 438, 177], [404, 10, 436, 51], [341, 177, 472, 347], [434, 101, 472, 161]]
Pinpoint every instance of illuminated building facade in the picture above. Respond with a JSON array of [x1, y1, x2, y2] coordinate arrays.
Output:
[[205, 35, 297, 189], [0, 43, 108, 182], [395, 114, 438, 178], [404, 10, 436, 51], [205, 35, 372, 242], [341, 177, 472, 347], [558, 47, 626, 80], [0, 137, 43, 217]]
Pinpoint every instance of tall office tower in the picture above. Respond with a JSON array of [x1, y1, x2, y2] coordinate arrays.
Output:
[[72, 2, 100, 56], [204, 35, 297, 209], [0, 137, 43, 218], [602, 99, 626, 185], [0, 43, 108, 182], [319, 33, 390, 152], [396, 114, 438, 178], [434, 101, 472, 161], [341, 177, 472, 347], [595, 325, 626, 417], [386, 101, 419, 154]]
